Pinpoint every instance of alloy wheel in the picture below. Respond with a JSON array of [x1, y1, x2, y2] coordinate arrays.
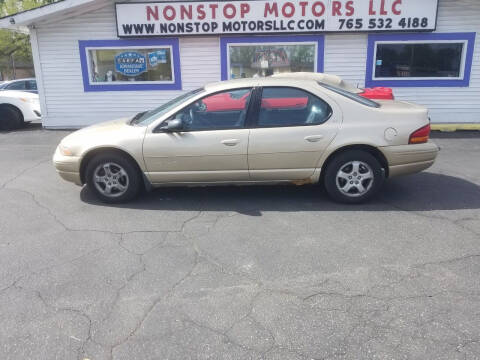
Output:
[[93, 162, 129, 198], [335, 161, 374, 198]]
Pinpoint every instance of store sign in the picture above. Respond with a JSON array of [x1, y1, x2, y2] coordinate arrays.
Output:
[[148, 49, 168, 67], [114, 51, 147, 76], [116, 0, 439, 37]]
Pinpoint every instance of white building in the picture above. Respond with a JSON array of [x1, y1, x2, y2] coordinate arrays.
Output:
[[0, 0, 478, 129]]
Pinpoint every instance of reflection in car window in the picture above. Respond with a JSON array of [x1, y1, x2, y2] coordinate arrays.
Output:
[[318, 82, 380, 108], [174, 88, 253, 131], [132, 88, 204, 126], [258, 87, 332, 128]]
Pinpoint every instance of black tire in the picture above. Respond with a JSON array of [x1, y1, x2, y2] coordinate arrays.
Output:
[[85, 152, 142, 203], [324, 150, 384, 204], [0, 106, 22, 131]]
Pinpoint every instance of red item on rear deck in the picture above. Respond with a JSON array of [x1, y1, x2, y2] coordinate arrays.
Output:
[[360, 87, 394, 100]]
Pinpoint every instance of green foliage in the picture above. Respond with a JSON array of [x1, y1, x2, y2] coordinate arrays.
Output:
[[0, 0, 58, 79]]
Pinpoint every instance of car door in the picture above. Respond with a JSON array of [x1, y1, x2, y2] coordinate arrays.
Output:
[[248, 86, 341, 181], [143, 88, 253, 184]]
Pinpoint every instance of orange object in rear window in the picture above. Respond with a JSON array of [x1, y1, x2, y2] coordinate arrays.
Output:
[[360, 87, 394, 100], [409, 124, 431, 144]]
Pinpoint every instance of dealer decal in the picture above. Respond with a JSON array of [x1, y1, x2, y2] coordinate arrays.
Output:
[[115, 51, 147, 76], [115, 0, 439, 37]]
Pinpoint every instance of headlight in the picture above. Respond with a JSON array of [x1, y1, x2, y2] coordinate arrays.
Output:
[[59, 144, 73, 156]]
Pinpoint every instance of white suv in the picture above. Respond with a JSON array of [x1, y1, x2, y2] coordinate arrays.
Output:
[[0, 90, 41, 130]]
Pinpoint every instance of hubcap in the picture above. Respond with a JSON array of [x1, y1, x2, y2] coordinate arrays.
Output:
[[93, 162, 129, 198], [335, 161, 374, 198]]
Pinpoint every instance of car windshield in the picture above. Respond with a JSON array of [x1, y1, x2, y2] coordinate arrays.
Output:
[[131, 88, 205, 126], [318, 82, 380, 108], [0, 82, 8, 89]]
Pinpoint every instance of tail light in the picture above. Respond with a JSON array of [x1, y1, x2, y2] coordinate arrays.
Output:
[[409, 124, 431, 144]]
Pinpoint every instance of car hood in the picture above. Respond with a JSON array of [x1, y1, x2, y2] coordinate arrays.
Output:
[[0, 90, 39, 100], [59, 117, 146, 158], [76, 117, 132, 133]]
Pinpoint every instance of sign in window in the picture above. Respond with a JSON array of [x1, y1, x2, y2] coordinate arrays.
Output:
[[88, 47, 173, 84], [79, 39, 182, 92]]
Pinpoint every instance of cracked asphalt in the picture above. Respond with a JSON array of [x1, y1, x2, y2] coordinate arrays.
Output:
[[1, 124, 479, 360]]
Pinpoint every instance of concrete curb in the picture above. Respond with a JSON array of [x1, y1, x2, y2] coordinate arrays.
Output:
[[431, 124, 480, 132]]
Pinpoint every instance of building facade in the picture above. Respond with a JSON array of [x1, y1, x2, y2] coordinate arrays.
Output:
[[1, 0, 479, 128]]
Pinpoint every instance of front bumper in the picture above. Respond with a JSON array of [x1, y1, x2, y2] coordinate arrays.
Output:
[[53, 147, 82, 185], [381, 141, 439, 178], [23, 102, 42, 122]]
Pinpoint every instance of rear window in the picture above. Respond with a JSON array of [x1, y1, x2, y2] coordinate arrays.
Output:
[[318, 82, 380, 108]]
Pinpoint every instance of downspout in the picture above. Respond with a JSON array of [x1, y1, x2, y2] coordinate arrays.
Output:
[[29, 25, 48, 126]]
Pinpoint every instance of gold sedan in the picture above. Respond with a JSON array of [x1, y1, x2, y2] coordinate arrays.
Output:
[[53, 73, 438, 204]]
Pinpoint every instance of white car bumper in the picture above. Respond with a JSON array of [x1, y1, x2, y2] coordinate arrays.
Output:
[[22, 100, 41, 121]]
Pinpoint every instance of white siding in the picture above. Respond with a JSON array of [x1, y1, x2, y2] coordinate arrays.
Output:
[[35, 0, 479, 127]]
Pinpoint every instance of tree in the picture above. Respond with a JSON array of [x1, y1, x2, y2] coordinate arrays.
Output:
[[0, 0, 59, 79]]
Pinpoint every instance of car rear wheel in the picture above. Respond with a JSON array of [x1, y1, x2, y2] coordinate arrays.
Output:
[[324, 150, 384, 204], [85, 153, 141, 203], [0, 106, 22, 131]]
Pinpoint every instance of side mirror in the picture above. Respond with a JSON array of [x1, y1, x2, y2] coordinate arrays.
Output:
[[158, 118, 184, 132]]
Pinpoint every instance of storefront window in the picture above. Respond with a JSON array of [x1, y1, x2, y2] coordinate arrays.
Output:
[[229, 44, 315, 79], [88, 48, 173, 83], [79, 39, 182, 91], [366, 33, 476, 87], [221, 36, 324, 81], [374, 43, 464, 79]]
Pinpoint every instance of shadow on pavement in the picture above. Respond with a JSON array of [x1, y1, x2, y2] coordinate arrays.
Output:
[[0, 122, 43, 133], [80, 172, 480, 215]]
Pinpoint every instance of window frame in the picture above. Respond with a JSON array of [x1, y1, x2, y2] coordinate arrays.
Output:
[[156, 87, 255, 133], [220, 35, 325, 81], [79, 39, 182, 92], [251, 86, 333, 129], [365, 32, 476, 88]]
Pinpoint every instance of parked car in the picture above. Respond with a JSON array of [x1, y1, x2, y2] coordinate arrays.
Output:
[[0, 90, 41, 130], [0, 78, 38, 94], [53, 73, 438, 204]]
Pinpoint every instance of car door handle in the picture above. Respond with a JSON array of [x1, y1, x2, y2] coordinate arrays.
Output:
[[304, 135, 324, 143], [221, 139, 240, 146]]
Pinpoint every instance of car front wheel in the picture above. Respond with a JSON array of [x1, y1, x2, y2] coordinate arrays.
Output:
[[85, 153, 141, 203], [0, 106, 22, 131], [324, 150, 384, 204]]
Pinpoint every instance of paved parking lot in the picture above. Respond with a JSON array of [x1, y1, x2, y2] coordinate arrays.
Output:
[[1, 124, 479, 360]]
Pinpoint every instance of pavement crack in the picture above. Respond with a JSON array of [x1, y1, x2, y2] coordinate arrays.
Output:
[[0, 158, 51, 190]]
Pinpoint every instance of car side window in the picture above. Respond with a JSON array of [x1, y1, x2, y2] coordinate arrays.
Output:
[[258, 87, 332, 128], [6, 81, 26, 90], [173, 88, 252, 131], [26, 80, 37, 91]]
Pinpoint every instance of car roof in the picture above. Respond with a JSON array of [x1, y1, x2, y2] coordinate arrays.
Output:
[[2, 78, 36, 84], [204, 76, 319, 93], [203, 72, 360, 94]]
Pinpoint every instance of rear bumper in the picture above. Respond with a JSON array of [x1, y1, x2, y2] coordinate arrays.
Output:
[[381, 141, 439, 178], [53, 147, 82, 186]]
